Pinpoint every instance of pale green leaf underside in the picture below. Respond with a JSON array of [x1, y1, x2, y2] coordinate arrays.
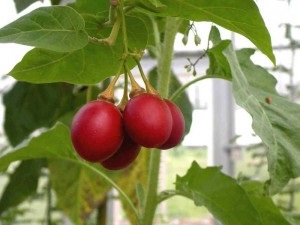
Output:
[[153, 0, 275, 64], [176, 162, 290, 225], [0, 6, 89, 52], [224, 46, 300, 194]]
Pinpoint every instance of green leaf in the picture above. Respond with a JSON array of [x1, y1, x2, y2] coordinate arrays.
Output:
[[241, 181, 291, 225], [206, 26, 231, 79], [148, 67, 193, 137], [176, 161, 291, 225], [0, 6, 89, 52], [150, 0, 275, 64], [51, 0, 62, 5], [9, 15, 148, 84], [13, 0, 42, 13], [3, 82, 75, 146], [0, 159, 44, 215], [204, 27, 300, 193], [0, 123, 76, 172], [49, 160, 111, 225], [223, 46, 300, 194]]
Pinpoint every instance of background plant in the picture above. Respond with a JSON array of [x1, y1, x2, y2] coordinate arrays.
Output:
[[0, 0, 300, 225]]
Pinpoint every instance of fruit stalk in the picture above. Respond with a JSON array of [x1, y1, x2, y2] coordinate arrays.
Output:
[[141, 17, 181, 225]]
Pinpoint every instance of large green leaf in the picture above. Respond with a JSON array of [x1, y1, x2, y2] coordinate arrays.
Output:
[[0, 159, 44, 215], [138, 0, 275, 64], [3, 82, 75, 146], [8, 15, 148, 84], [176, 161, 291, 225], [204, 26, 300, 194], [49, 160, 111, 225], [223, 46, 300, 194], [241, 181, 292, 225], [0, 6, 89, 52], [0, 123, 76, 172]]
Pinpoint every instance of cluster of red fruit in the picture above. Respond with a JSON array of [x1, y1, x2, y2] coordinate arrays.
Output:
[[70, 91, 185, 171]]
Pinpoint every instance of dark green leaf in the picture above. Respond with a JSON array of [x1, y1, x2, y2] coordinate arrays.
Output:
[[176, 161, 290, 225], [3, 82, 75, 146], [49, 160, 111, 225], [0, 6, 89, 52], [223, 46, 300, 194], [0, 159, 44, 215], [149, 0, 275, 64], [0, 123, 76, 172], [148, 67, 193, 137], [51, 0, 62, 5], [9, 16, 148, 84], [13, 0, 42, 13]]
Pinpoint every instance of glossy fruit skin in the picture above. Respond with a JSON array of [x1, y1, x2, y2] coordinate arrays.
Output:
[[101, 134, 141, 170], [159, 100, 185, 149], [71, 100, 123, 162], [123, 93, 172, 148]]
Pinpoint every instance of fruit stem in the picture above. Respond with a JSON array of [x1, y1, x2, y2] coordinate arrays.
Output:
[[125, 64, 145, 98], [89, 16, 121, 46], [97, 67, 122, 103], [102, 1, 118, 28], [134, 58, 159, 96], [118, 70, 129, 112], [86, 85, 93, 103], [141, 17, 181, 225]]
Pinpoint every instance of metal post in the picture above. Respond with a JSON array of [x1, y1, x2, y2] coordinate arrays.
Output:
[[208, 79, 235, 177]]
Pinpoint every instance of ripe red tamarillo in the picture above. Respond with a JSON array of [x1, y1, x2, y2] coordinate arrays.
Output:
[[123, 93, 173, 148], [71, 100, 123, 162]]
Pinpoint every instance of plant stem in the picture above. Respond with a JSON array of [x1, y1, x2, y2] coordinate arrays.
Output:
[[157, 17, 182, 98], [46, 177, 52, 225], [141, 17, 181, 225], [170, 74, 217, 101], [86, 85, 93, 103], [119, 0, 129, 54], [89, 17, 121, 46], [134, 59, 159, 95]]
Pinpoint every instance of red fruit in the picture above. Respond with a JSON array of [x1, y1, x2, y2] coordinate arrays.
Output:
[[71, 100, 123, 162], [159, 100, 185, 149], [101, 134, 141, 170], [123, 93, 172, 148]]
